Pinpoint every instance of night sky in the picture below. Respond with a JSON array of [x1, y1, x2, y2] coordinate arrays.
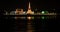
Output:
[[0, 0, 56, 11]]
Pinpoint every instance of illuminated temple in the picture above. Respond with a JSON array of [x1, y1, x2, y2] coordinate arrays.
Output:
[[5, 2, 56, 15], [15, 2, 34, 15], [26, 2, 34, 14]]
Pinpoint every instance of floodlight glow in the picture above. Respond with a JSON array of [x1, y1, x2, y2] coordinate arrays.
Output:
[[42, 11, 45, 14]]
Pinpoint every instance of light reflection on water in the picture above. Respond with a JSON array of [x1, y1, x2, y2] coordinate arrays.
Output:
[[2, 15, 57, 32], [13, 15, 56, 20], [13, 16, 56, 32]]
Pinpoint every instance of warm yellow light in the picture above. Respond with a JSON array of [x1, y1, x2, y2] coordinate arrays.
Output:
[[27, 16, 31, 20]]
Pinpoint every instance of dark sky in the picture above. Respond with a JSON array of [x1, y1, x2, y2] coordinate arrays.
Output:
[[0, 0, 56, 10]]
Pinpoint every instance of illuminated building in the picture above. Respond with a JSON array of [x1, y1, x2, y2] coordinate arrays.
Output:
[[27, 2, 34, 14], [15, 9, 26, 15], [6, 2, 56, 15], [15, 9, 26, 19]]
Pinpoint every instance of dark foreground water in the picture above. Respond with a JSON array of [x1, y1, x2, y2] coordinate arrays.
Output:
[[0, 15, 60, 32]]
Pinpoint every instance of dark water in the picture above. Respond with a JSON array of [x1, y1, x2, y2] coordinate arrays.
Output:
[[0, 15, 60, 32]]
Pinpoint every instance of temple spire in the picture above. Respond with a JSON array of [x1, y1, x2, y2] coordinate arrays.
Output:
[[28, 2, 31, 9]]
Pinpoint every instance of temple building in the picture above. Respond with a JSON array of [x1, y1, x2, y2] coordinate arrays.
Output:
[[7, 2, 56, 15], [26, 2, 34, 14], [15, 2, 34, 15], [15, 8, 26, 15], [10, 8, 26, 15]]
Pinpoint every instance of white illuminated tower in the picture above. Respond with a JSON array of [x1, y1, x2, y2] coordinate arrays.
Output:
[[27, 2, 34, 14]]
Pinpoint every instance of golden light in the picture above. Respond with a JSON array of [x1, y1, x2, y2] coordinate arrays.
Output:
[[27, 16, 31, 20]]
